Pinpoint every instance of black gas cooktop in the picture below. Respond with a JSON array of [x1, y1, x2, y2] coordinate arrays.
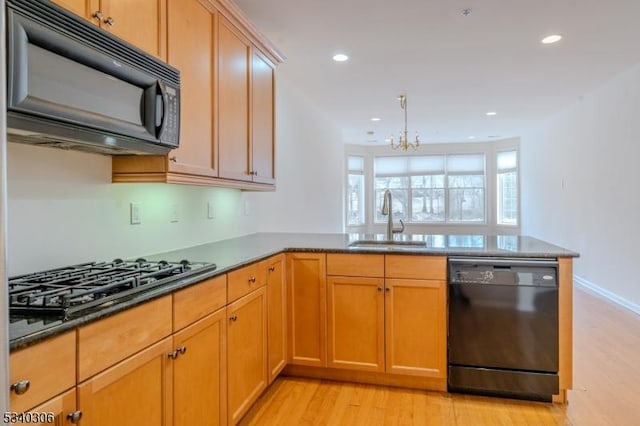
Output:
[[8, 258, 217, 318]]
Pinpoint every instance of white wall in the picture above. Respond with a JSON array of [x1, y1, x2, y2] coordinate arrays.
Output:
[[247, 76, 344, 232], [521, 62, 640, 310], [6, 144, 259, 275]]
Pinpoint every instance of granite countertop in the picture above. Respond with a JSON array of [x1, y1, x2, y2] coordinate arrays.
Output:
[[9, 232, 579, 349]]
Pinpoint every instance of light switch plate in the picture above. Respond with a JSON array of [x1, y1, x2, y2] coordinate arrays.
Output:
[[207, 202, 215, 219], [170, 204, 179, 223], [130, 202, 141, 225]]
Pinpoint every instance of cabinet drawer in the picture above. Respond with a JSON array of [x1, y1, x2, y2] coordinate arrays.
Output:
[[9, 331, 76, 412], [228, 263, 264, 303], [174, 274, 227, 331], [385, 255, 446, 280], [327, 254, 384, 277], [78, 296, 172, 381]]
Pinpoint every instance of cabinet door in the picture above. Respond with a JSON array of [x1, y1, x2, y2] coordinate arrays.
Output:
[[265, 255, 286, 382], [174, 308, 227, 426], [217, 16, 251, 182], [50, 0, 97, 21], [227, 287, 267, 425], [327, 276, 384, 372], [166, 0, 217, 177], [12, 389, 77, 426], [100, 0, 167, 59], [77, 337, 173, 426], [250, 50, 275, 184], [385, 278, 447, 378], [286, 253, 327, 367]]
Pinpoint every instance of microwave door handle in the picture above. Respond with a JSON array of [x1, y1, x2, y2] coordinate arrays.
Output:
[[155, 83, 167, 138]]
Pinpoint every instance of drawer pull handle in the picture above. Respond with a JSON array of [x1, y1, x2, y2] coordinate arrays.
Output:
[[67, 411, 83, 424], [10, 380, 30, 395], [229, 314, 238, 322]]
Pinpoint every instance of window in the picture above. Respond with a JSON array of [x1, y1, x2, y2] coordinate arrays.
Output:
[[374, 154, 485, 224], [346, 156, 365, 226], [497, 150, 518, 225]]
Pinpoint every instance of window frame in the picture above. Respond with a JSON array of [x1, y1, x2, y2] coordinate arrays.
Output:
[[344, 139, 520, 234]]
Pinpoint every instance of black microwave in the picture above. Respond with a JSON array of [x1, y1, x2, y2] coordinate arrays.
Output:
[[5, 0, 180, 155]]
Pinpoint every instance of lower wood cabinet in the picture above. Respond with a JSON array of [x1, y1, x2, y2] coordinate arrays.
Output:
[[227, 287, 268, 425], [9, 331, 76, 414], [77, 337, 173, 426], [264, 254, 287, 383], [327, 276, 385, 372], [12, 389, 77, 426], [286, 253, 327, 367], [173, 308, 227, 426], [385, 278, 447, 378], [322, 254, 447, 384]]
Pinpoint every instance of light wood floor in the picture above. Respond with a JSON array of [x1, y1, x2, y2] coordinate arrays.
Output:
[[240, 287, 640, 425]]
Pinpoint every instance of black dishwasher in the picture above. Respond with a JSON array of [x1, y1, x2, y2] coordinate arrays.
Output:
[[448, 257, 559, 401]]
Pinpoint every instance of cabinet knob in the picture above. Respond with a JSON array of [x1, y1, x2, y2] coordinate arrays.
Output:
[[178, 346, 187, 355], [67, 411, 83, 424], [168, 350, 179, 360], [10, 379, 30, 395], [385, 287, 390, 292], [377, 286, 382, 292], [169, 156, 179, 163], [103, 16, 115, 26], [92, 10, 104, 21], [249, 170, 258, 176], [249, 276, 257, 284], [268, 266, 275, 273], [229, 314, 238, 322]]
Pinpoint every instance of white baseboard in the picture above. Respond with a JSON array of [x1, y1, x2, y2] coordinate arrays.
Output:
[[574, 275, 640, 316]]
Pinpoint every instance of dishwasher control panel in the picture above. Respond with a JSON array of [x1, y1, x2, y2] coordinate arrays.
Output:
[[449, 257, 558, 287]]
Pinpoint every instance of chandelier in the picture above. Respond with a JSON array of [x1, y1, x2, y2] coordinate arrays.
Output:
[[389, 94, 420, 151]]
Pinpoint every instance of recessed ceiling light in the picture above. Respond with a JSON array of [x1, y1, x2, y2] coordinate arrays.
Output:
[[371, 117, 381, 122], [468, 136, 476, 140], [541, 34, 562, 44], [486, 111, 497, 116], [332, 53, 349, 62]]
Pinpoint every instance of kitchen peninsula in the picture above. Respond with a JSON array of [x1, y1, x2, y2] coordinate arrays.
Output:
[[8, 233, 578, 425]]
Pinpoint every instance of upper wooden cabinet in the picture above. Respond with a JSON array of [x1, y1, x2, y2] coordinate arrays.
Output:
[[250, 50, 276, 185], [111, 0, 282, 190], [217, 16, 251, 182], [164, 0, 217, 178], [50, 0, 167, 59]]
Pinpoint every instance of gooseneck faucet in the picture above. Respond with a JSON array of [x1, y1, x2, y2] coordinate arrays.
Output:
[[381, 189, 405, 240]]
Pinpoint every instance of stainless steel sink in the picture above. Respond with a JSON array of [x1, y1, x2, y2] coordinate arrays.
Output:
[[347, 240, 427, 250]]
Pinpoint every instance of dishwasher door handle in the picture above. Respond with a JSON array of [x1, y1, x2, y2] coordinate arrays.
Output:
[[448, 257, 559, 268]]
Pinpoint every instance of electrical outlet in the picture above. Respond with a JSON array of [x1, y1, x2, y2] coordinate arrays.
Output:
[[207, 202, 215, 219], [170, 204, 179, 223], [243, 200, 250, 216], [130, 202, 141, 225]]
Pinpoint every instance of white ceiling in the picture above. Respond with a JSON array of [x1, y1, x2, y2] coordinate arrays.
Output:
[[234, 0, 640, 144]]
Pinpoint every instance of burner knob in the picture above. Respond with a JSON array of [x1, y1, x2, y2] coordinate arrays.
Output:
[[135, 258, 147, 264], [10, 379, 30, 395]]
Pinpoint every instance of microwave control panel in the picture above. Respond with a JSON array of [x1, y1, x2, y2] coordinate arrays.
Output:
[[159, 83, 180, 148]]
